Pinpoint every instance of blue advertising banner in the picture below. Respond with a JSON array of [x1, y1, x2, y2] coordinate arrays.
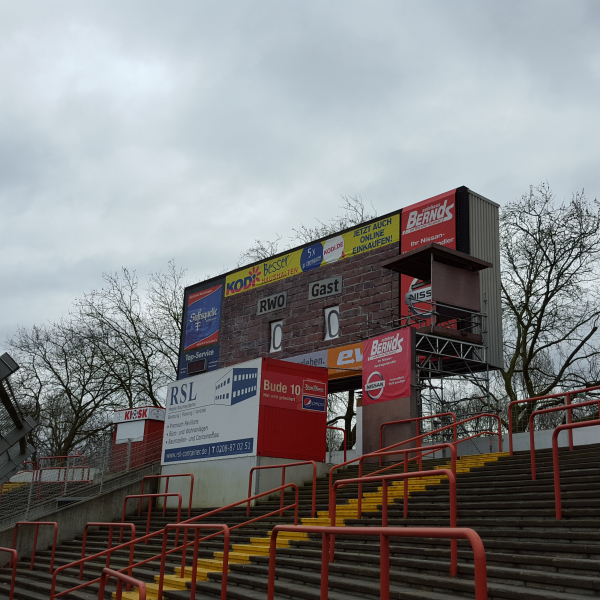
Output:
[[183, 284, 223, 351]]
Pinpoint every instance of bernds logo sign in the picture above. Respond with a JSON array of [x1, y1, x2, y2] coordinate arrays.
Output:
[[368, 333, 404, 360], [403, 199, 454, 235]]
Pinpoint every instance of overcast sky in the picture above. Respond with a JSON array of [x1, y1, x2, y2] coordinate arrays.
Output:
[[2, 1, 600, 347]]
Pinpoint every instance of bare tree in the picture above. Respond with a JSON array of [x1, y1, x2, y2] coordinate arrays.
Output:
[[500, 183, 600, 431], [8, 321, 117, 456], [291, 195, 377, 244]]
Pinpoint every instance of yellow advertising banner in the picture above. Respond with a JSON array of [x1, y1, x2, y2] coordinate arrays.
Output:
[[225, 214, 400, 297]]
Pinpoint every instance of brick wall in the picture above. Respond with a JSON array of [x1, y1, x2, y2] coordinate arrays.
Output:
[[219, 242, 401, 366]]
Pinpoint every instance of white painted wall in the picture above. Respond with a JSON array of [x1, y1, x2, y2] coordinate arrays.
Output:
[[422, 424, 600, 459], [159, 455, 331, 509]]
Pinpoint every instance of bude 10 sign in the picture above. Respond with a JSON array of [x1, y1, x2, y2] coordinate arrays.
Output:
[[261, 366, 327, 413]]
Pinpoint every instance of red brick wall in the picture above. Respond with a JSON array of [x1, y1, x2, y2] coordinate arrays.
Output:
[[219, 243, 401, 366]]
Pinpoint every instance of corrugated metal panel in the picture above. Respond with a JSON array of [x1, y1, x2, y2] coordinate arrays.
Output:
[[468, 191, 503, 369]]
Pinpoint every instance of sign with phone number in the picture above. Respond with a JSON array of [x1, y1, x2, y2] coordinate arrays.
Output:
[[163, 437, 254, 463]]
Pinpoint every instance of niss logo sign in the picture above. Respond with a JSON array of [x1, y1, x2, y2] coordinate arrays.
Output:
[[364, 371, 385, 401]]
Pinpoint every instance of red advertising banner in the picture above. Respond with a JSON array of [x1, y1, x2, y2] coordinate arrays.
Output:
[[260, 364, 327, 413], [362, 330, 411, 405], [400, 189, 457, 318]]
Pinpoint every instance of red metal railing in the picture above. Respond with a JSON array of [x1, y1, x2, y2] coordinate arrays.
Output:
[[140, 473, 194, 517], [248, 461, 316, 518], [553, 419, 600, 519], [267, 525, 488, 600], [50, 483, 300, 599], [12, 521, 58, 573], [330, 415, 500, 505], [79, 523, 136, 580], [331, 469, 457, 573], [0, 547, 17, 600], [380, 412, 457, 456], [157, 524, 229, 600], [378, 413, 502, 467], [528, 398, 600, 479], [97, 567, 146, 600], [508, 384, 600, 455], [121, 493, 181, 543], [326, 426, 347, 462], [349, 443, 457, 519], [36, 455, 86, 470]]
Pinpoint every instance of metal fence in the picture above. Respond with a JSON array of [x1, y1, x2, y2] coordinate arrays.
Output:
[[0, 430, 163, 531]]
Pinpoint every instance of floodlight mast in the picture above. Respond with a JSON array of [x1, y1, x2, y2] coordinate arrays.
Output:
[[0, 352, 26, 453]]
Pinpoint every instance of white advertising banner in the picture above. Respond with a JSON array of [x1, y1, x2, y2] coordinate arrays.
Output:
[[161, 358, 261, 465]]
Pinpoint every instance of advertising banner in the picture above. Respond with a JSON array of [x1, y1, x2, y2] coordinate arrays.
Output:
[[283, 342, 364, 381], [400, 190, 457, 318], [177, 345, 220, 379], [225, 214, 400, 297], [183, 284, 224, 351], [327, 342, 363, 380], [162, 359, 261, 464], [362, 331, 411, 405], [261, 362, 327, 413]]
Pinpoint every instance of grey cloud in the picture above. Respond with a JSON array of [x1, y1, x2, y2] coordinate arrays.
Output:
[[2, 0, 600, 346]]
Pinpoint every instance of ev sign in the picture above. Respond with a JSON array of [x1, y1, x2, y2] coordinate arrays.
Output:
[[362, 331, 411, 405]]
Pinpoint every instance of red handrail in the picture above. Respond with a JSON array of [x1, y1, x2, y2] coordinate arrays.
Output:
[[121, 493, 181, 544], [157, 524, 229, 600], [267, 525, 487, 600], [330, 414, 501, 503], [377, 413, 500, 468], [97, 567, 146, 600], [0, 547, 17, 600], [528, 398, 600, 479], [50, 482, 300, 599], [12, 521, 58, 573], [248, 461, 316, 518], [36, 455, 86, 470], [351, 443, 457, 519], [553, 419, 600, 519], [332, 469, 457, 573], [79, 523, 136, 581], [326, 426, 347, 462], [508, 384, 600, 455], [140, 474, 194, 517], [380, 412, 457, 459]]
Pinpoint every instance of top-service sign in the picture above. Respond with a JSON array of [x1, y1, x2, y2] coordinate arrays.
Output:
[[224, 215, 399, 297]]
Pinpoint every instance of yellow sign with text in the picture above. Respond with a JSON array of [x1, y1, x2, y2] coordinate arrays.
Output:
[[225, 214, 399, 297]]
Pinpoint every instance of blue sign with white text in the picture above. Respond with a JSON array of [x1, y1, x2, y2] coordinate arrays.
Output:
[[184, 285, 223, 351], [300, 243, 323, 272]]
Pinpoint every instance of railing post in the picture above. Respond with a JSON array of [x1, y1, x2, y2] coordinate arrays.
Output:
[[126, 439, 132, 472], [566, 393, 574, 451], [380, 532, 390, 600], [25, 473, 34, 520], [99, 442, 108, 494]]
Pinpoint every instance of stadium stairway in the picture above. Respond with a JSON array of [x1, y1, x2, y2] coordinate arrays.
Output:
[[2, 445, 600, 599]]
